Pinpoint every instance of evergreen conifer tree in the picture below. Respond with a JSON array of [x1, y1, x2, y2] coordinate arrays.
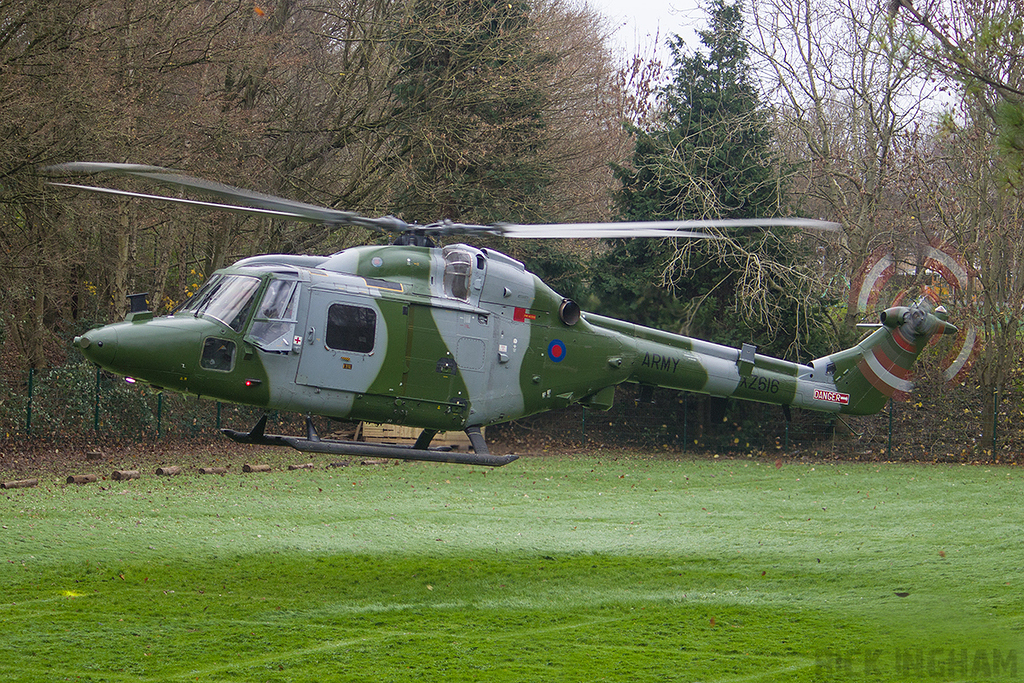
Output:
[[391, 0, 553, 225], [595, 0, 820, 358]]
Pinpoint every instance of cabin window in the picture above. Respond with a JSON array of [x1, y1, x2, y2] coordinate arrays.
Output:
[[201, 338, 236, 372], [442, 246, 473, 300], [325, 303, 376, 353], [248, 279, 300, 352]]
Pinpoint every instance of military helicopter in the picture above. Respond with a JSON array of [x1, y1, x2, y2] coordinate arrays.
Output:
[[47, 162, 957, 467]]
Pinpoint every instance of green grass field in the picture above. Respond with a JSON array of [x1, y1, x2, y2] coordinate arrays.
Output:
[[2, 453, 1022, 682]]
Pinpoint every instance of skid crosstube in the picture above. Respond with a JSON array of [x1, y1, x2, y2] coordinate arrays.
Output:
[[221, 416, 518, 468]]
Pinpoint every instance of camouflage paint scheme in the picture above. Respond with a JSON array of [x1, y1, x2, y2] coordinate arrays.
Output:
[[74, 243, 956, 440]]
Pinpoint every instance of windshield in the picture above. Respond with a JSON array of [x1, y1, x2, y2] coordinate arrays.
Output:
[[180, 274, 261, 332]]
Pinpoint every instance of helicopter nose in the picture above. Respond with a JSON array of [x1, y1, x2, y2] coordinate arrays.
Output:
[[74, 327, 119, 368]]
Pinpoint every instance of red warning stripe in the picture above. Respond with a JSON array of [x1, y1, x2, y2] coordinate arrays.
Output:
[[871, 346, 912, 380], [857, 358, 892, 396], [892, 329, 916, 353]]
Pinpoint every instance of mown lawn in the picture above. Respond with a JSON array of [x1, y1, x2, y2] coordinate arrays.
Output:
[[1, 453, 1021, 681]]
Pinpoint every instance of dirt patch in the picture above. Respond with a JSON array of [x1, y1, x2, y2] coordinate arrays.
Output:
[[0, 430, 541, 485], [0, 435, 270, 483]]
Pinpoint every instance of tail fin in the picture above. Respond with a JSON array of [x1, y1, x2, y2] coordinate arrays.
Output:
[[828, 303, 957, 415]]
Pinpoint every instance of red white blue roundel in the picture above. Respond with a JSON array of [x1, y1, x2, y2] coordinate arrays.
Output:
[[548, 339, 566, 362]]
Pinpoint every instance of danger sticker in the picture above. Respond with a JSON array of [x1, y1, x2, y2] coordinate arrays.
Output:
[[513, 307, 537, 322], [814, 389, 850, 405]]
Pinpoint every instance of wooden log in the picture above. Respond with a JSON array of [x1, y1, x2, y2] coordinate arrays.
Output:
[[198, 466, 228, 475], [243, 464, 271, 473], [67, 474, 97, 484], [111, 470, 140, 481], [288, 463, 315, 470], [155, 466, 181, 476], [359, 459, 387, 466], [86, 450, 104, 461], [1, 478, 38, 489]]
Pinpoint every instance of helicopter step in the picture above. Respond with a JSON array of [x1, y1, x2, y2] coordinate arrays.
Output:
[[221, 416, 518, 468]]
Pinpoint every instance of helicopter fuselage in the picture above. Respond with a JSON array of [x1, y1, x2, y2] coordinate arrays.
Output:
[[76, 243, 630, 431], [74, 242, 954, 441]]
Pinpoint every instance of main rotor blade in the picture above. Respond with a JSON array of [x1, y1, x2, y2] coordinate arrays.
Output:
[[494, 224, 716, 239], [44, 162, 842, 240], [492, 217, 841, 238], [47, 183, 318, 221], [43, 162, 411, 233]]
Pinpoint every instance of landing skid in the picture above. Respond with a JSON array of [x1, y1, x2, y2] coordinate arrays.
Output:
[[221, 416, 518, 468]]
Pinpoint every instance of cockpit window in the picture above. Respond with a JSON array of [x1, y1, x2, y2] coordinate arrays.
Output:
[[442, 246, 473, 301], [247, 279, 300, 352], [180, 274, 261, 333], [256, 279, 299, 320], [201, 338, 236, 371]]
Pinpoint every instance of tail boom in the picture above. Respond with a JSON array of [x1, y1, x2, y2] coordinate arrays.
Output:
[[585, 302, 955, 417]]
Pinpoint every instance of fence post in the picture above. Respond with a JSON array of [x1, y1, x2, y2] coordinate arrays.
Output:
[[581, 406, 586, 445], [94, 365, 101, 431], [887, 399, 893, 459], [681, 393, 687, 452], [157, 392, 163, 439], [993, 388, 999, 454], [25, 367, 34, 434]]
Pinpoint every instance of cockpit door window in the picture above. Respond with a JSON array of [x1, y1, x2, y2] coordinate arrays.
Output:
[[247, 279, 300, 352]]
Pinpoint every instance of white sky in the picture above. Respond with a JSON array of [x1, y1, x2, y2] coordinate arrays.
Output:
[[588, 0, 706, 64]]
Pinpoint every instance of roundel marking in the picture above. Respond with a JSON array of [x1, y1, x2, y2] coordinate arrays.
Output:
[[548, 339, 566, 363]]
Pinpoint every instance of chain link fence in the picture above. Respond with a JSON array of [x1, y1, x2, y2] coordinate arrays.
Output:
[[489, 377, 1022, 463], [5, 362, 306, 443], [2, 361, 1021, 463]]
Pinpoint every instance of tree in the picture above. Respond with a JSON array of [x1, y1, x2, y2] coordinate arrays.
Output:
[[891, 0, 1024, 450], [598, 0, 825, 358], [241, 0, 410, 251], [0, 0, 94, 368], [529, 0, 636, 223], [390, 0, 554, 225], [1, 0, 636, 373], [750, 0, 935, 333]]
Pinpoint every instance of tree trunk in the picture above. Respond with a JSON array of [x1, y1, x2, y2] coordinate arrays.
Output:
[[111, 197, 135, 320]]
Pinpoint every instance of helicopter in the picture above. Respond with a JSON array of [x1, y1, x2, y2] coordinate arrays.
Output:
[[47, 162, 957, 467]]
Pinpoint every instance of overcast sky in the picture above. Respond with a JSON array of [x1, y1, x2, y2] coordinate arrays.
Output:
[[589, 0, 706, 63]]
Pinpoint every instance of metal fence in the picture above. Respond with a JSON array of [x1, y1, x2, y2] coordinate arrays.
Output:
[[5, 363, 1021, 463], [12, 363, 285, 441], [489, 382, 1020, 463]]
